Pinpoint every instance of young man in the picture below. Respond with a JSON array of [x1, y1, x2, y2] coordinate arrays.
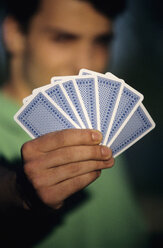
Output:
[[0, 0, 148, 247]]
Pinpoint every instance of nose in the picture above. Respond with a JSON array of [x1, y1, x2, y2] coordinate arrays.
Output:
[[73, 44, 95, 74]]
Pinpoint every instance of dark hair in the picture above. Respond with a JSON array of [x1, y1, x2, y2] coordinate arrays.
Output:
[[3, 0, 126, 32], [82, 0, 126, 19]]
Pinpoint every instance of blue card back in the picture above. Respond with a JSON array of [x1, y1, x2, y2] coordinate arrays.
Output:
[[110, 104, 155, 157], [107, 85, 143, 145], [79, 69, 123, 143], [45, 84, 83, 128], [62, 79, 90, 128], [75, 77, 98, 130], [14, 92, 79, 138]]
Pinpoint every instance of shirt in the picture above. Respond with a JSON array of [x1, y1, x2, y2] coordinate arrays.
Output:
[[0, 91, 148, 248]]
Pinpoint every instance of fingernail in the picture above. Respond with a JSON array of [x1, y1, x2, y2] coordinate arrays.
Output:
[[92, 131, 102, 142], [104, 159, 114, 167], [101, 146, 111, 158]]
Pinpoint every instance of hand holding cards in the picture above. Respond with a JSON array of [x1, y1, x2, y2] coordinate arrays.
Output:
[[14, 69, 155, 158]]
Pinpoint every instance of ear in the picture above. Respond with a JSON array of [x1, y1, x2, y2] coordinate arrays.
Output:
[[2, 16, 26, 56]]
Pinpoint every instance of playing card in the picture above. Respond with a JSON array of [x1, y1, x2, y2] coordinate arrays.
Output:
[[51, 75, 77, 84], [61, 78, 92, 129], [23, 95, 33, 104], [110, 103, 155, 157], [16, 69, 156, 160], [74, 76, 99, 130], [42, 82, 86, 128], [79, 69, 123, 144], [14, 92, 80, 139], [22, 84, 51, 104], [105, 72, 144, 146], [33, 77, 64, 95], [22, 76, 64, 104], [52, 75, 99, 130]]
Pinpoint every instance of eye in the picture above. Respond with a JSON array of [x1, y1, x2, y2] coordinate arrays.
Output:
[[51, 33, 77, 43], [95, 34, 113, 47]]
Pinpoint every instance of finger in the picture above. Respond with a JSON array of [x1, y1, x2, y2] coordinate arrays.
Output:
[[31, 158, 114, 187], [43, 145, 112, 168], [52, 157, 114, 184], [39, 171, 101, 208], [24, 129, 102, 154]]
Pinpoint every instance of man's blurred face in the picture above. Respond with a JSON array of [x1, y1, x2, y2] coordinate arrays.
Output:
[[20, 0, 113, 89]]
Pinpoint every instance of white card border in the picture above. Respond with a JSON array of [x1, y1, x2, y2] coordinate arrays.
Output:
[[79, 69, 124, 144], [14, 92, 80, 139], [41, 81, 86, 129], [105, 72, 144, 146], [112, 103, 156, 158]]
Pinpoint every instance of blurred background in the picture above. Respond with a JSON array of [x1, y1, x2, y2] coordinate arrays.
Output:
[[109, 0, 163, 244], [0, 0, 162, 245]]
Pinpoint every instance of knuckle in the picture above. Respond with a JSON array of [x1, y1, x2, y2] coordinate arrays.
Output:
[[21, 140, 41, 160], [57, 129, 79, 146], [79, 129, 91, 139], [91, 145, 101, 158], [32, 176, 44, 191], [56, 130, 67, 147], [81, 129, 97, 144], [24, 159, 42, 182], [61, 148, 72, 161], [95, 160, 103, 170], [71, 128, 91, 137], [87, 146, 94, 158], [61, 129, 93, 145], [21, 141, 33, 159], [24, 161, 36, 177]]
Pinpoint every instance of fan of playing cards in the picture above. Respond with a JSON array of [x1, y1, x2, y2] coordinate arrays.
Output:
[[14, 69, 155, 158]]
